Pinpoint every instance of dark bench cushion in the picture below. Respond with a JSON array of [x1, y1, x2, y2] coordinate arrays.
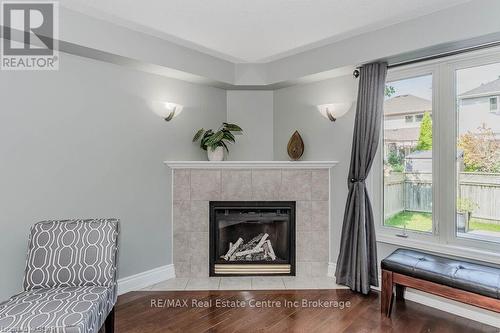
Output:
[[381, 249, 500, 299]]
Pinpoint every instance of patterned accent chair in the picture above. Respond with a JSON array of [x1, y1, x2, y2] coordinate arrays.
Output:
[[0, 219, 120, 333]]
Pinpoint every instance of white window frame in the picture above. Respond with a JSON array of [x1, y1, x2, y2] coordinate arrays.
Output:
[[374, 46, 500, 263], [373, 63, 439, 244], [490, 96, 498, 112]]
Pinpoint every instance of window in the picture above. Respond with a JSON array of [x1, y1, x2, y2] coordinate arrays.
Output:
[[383, 75, 433, 233], [456, 63, 500, 243], [490, 97, 498, 112], [378, 48, 500, 254]]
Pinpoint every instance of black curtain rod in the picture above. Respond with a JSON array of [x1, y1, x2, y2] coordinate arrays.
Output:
[[353, 40, 500, 77]]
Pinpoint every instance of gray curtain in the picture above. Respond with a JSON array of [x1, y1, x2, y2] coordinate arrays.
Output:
[[335, 62, 388, 294]]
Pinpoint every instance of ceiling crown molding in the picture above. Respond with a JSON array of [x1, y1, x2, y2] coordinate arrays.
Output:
[[35, 1, 500, 88]]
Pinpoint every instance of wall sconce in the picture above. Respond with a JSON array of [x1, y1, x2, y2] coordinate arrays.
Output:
[[152, 102, 184, 121], [316, 102, 352, 122]]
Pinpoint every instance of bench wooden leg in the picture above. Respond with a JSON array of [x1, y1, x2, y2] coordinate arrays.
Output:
[[395, 284, 405, 301], [105, 306, 115, 333], [381, 270, 394, 317]]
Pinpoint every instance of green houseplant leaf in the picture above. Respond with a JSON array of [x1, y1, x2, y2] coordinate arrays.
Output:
[[192, 128, 205, 142], [222, 130, 235, 143], [200, 130, 213, 151], [223, 123, 243, 132], [205, 130, 224, 147], [192, 122, 243, 155], [220, 141, 229, 153]]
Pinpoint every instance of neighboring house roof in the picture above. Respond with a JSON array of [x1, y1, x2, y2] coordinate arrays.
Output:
[[384, 127, 420, 142], [459, 77, 500, 99], [384, 94, 432, 116]]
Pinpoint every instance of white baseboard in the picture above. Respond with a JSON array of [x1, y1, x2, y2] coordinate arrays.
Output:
[[403, 289, 500, 328], [329, 263, 499, 328], [117, 264, 175, 295], [371, 275, 500, 328]]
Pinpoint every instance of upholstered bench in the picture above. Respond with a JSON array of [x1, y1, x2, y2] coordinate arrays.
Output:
[[0, 219, 119, 333], [381, 248, 500, 317]]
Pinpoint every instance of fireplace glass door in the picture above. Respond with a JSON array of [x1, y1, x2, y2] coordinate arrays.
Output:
[[209, 201, 295, 276]]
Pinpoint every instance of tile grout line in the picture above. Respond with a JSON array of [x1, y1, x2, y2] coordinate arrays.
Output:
[[219, 169, 222, 200], [251, 169, 254, 200]]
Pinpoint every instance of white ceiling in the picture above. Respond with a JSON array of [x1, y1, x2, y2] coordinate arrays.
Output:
[[60, 0, 472, 63]]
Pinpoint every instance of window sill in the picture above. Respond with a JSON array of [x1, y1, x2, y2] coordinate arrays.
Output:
[[377, 233, 500, 265]]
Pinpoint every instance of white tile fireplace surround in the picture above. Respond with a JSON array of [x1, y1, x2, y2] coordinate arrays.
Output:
[[165, 161, 338, 279]]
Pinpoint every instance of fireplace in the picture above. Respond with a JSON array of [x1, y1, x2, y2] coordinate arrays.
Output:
[[209, 201, 295, 276]]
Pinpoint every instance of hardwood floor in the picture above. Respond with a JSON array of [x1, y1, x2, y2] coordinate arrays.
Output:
[[114, 289, 498, 333]]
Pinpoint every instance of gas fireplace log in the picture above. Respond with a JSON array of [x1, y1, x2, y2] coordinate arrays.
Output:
[[234, 247, 264, 257], [248, 233, 264, 244], [234, 233, 269, 258], [255, 233, 269, 250], [238, 233, 264, 252], [265, 240, 276, 260], [223, 237, 243, 260], [222, 234, 278, 261], [253, 253, 265, 261], [263, 243, 269, 259]]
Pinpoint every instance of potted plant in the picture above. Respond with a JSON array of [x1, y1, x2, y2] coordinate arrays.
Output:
[[192, 122, 243, 161], [456, 197, 478, 233]]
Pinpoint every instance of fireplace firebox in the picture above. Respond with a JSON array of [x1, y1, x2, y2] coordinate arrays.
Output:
[[209, 201, 295, 276]]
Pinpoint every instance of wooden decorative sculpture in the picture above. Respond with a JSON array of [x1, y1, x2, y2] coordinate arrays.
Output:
[[287, 130, 304, 160]]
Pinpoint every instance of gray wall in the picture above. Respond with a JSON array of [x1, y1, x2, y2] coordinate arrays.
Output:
[[272, 75, 442, 269], [59, 2, 500, 87], [60, 7, 235, 85], [0, 53, 226, 300], [226, 91, 274, 160], [273, 75, 358, 261]]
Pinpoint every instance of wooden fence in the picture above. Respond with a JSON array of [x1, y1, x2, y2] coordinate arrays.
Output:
[[384, 172, 500, 222]]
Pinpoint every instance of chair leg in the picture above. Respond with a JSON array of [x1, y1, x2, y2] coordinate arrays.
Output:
[[395, 284, 406, 301], [105, 307, 115, 333], [381, 270, 394, 317]]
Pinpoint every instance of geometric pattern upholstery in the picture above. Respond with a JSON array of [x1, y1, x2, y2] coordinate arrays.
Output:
[[24, 219, 119, 293], [0, 286, 114, 333], [0, 219, 119, 333]]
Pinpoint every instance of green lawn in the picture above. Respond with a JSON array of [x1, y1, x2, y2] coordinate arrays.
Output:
[[385, 211, 432, 232], [384, 211, 500, 234], [470, 219, 500, 233]]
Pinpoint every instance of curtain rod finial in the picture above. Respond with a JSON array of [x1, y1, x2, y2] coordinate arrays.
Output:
[[353, 69, 360, 78]]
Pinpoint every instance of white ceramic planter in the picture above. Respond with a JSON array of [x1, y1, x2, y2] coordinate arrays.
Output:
[[207, 146, 224, 161], [456, 212, 469, 233]]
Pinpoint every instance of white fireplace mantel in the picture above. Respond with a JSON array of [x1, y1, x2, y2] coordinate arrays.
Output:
[[164, 161, 339, 169]]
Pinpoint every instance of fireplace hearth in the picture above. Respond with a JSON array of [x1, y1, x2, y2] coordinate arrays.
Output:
[[209, 201, 295, 276]]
